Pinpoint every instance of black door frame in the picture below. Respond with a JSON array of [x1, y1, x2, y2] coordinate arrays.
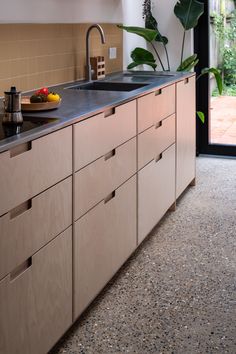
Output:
[[194, 0, 236, 156]]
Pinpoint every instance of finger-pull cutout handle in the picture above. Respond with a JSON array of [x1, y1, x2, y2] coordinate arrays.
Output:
[[155, 89, 162, 96], [10, 257, 32, 281], [10, 141, 32, 158], [155, 153, 163, 163], [104, 107, 115, 118], [155, 121, 163, 129], [184, 78, 189, 85], [10, 199, 32, 219], [104, 190, 116, 204], [104, 149, 116, 161]]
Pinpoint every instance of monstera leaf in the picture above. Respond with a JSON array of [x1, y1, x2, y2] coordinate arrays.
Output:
[[117, 25, 158, 42], [177, 54, 199, 71], [145, 12, 168, 45], [127, 47, 157, 71], [174, 0, 204, 30]]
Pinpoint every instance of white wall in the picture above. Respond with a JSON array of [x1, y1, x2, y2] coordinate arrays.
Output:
[[121, 0, 147, 69], [122, 0, 193, 71], [0, 0, 193, 71], [0, 0, 123, 23]]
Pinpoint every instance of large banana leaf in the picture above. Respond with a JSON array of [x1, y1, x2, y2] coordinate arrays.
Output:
[[145, 12, 168, 45], [117, 25, 158, 42], [177, 54, 199, 71], [174, 0, 204, 30], [127, 47, 157, 71], [198, 67, 223, 95]]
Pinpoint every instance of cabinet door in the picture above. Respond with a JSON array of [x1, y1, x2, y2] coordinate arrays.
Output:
[[138, 84, 175, 133], [0, 126, 72, 216], [176, 76, 196, 198], [0, 227, 72, 354], [138, 114, 175, 170], [74, 100, 136, 171], [0, 177, 72, 281], [138, 144, 175, 244], [74, 176, 136, 319], [74, 137, 136, 220]]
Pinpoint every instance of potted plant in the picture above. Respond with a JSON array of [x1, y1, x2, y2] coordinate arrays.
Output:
[[118, 0, 223, 122]]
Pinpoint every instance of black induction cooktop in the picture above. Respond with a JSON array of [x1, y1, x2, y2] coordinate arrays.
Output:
[[0, 115, 59, 141]]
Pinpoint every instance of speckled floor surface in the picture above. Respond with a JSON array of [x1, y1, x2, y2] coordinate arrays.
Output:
[[51, 156, 236, 354]]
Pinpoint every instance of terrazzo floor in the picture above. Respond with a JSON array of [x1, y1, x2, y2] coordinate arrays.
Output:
[[51, 156, 236, 354]]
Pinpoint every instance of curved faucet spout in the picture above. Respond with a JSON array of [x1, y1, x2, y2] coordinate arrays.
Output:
[[86, 24, 106, 81]]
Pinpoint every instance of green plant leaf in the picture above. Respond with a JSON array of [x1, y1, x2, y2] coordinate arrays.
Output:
[[127, 61, 157, 70], [198, 67, 223, 95], [197, 111, 205, 123], [177, 54, 199, 71], [117, 25, 158, 42], [174, 0, 204, 30], [127, 47, 157, 71], [130, 47, 155, 62], [145, 13, 168, 44]]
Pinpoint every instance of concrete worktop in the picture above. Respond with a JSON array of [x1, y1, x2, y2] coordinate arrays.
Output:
[[0, 71, 195, 153]]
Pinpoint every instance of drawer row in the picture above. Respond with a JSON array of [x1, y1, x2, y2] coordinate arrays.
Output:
[[0, 83, 176, 218], [0, 140, 177, 354], [0, 87, 176, 281], [0, 132, 176, 282]]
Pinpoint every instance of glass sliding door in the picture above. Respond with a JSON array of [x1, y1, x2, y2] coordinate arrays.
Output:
[[195, 0, 236, 156]]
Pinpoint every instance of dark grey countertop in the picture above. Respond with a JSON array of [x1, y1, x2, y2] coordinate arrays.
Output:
[[0, 71, 195, 153]]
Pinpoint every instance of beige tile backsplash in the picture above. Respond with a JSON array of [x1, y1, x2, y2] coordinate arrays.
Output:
[[0, 24, 123, 97]]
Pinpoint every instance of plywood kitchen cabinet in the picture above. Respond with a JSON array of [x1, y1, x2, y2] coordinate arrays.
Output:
[[0, 126, 72, 216], [0, 73, 196, 354], [0, 177, 72, 281], [74, 176, 136, 318], [74, 137, 136, 220], [73, 100, 136, 171], [137, 85, 176, 244], [138, 113, 175, 170], [137, 84, 175, 133], [0, 227, 72, 354], [0, 126, 73, 354], [176, 77, 196, 198], [138, 144, 176, 244], [73, 99, 138, 318]]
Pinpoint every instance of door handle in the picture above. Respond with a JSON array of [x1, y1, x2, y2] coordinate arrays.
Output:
[[104, 149, 116, 161], [10, 257, 32, 281], [9, 199, 32, 219], [10, 141, 32, 158], [155, 153, 162, 163], [104, 190, 116, 204]]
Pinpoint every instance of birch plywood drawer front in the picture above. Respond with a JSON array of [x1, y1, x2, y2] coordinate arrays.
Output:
[[74, 176, 137, 318], [0, 126, 72, 217], [138, 84, 175, 133], [138, 144, 176, 244], [138, 114, 175, 170], [74, 137, 136, 220], [0, 227, 72, 354], [74, 100, 136, 171], [0, 177, 72, 281]]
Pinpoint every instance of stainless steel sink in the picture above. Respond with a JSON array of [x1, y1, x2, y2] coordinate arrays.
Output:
[[67, 81, 148, 92]]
